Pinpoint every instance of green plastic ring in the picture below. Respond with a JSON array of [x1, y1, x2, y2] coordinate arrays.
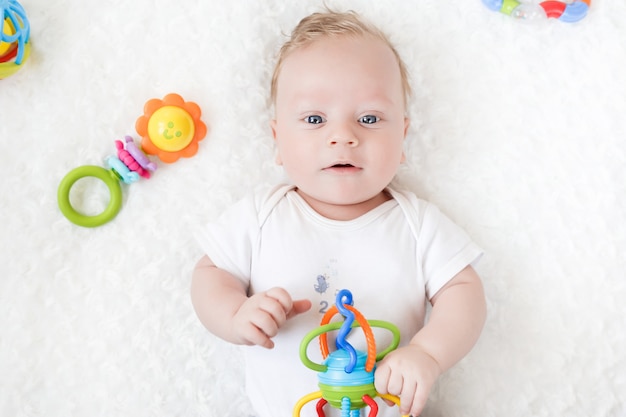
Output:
[[57, 165, 123, 227], [299, 319, 401, 373]]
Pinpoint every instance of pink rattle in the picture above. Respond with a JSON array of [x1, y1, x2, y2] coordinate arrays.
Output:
[[115, 136, 157, 180]]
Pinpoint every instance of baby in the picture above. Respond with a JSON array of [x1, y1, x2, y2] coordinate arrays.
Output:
[[191, 9, 486, 417]]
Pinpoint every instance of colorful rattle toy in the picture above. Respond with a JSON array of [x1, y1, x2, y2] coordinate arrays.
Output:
[[294, 289, 408, 417], [482, 0, 591, 22], [57, 93, 207, 227], [0, 0, 30, 79]]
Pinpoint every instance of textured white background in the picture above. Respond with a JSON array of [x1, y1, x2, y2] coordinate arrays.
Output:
[[1, 1, 624, 416]]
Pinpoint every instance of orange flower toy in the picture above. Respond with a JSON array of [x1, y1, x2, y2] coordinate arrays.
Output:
[[57, 93, 207, 227], [136, 93, 207, 163]]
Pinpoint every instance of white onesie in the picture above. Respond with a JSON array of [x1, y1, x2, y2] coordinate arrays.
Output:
[[195, 184, 482, 417]]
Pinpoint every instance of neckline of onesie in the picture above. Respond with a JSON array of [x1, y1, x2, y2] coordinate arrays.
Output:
[[286, 188, 398, 231]]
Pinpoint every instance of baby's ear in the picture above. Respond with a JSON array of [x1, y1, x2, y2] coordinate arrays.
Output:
[[270, 119, 283, 165], [401, 118, 410, 163]]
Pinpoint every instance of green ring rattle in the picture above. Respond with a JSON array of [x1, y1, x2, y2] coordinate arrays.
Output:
[[57, 165, 123, 228]]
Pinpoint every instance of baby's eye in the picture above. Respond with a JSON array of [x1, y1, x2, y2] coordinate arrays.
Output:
[[305, 115, 325, 124], [359, 115, 379, 124]]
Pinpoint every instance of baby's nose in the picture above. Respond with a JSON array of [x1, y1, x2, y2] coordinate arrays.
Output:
[[327, 129, 359, 147]]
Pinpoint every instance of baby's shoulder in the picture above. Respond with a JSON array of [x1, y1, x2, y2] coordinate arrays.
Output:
[[387, 187, 434, 215], [247, 183, 295, 225], [251, 182, 293, 208]]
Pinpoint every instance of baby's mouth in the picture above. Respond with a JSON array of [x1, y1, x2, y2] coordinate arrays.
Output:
[[324, 163, 361, 173]]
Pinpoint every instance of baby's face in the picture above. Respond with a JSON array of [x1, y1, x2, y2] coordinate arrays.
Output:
[[272, 35, 408, 217]]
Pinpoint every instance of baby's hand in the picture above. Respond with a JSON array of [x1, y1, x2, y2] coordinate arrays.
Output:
[[374, 344, 442, 416], [231, 287, 311, 349]]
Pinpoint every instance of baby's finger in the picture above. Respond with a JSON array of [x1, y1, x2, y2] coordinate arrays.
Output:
[[257, 292, 288, 326], [408, 381, 430, 417], [374, 364, 392, 394], [240, 322, 274, 349], [385, 372, 404, 400], [250, 309, 280, 338], [398, 379, 417, 416], [264, 287, 293, 314], [287, 299, 312, 319]]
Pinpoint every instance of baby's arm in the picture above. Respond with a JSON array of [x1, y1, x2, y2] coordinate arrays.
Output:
[[374, 265, 486, 416], [190, 255, 311, 349]]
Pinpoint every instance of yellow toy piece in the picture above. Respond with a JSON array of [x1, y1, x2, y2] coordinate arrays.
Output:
[[0, 18, 13, 55], [146, 105, 196, 152]]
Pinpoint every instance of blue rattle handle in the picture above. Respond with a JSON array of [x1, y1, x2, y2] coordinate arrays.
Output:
[[335, 289, 358, 373]]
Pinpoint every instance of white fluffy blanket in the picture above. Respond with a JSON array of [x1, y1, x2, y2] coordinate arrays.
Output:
[[1, 1, 624, 416]]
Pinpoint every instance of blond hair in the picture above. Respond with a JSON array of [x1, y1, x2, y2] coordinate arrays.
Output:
[[270, 10, 411, 106]]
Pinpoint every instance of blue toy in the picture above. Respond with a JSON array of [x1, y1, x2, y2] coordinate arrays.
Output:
[[0, 0, 30, 79], [293, 289, 408, 417]]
